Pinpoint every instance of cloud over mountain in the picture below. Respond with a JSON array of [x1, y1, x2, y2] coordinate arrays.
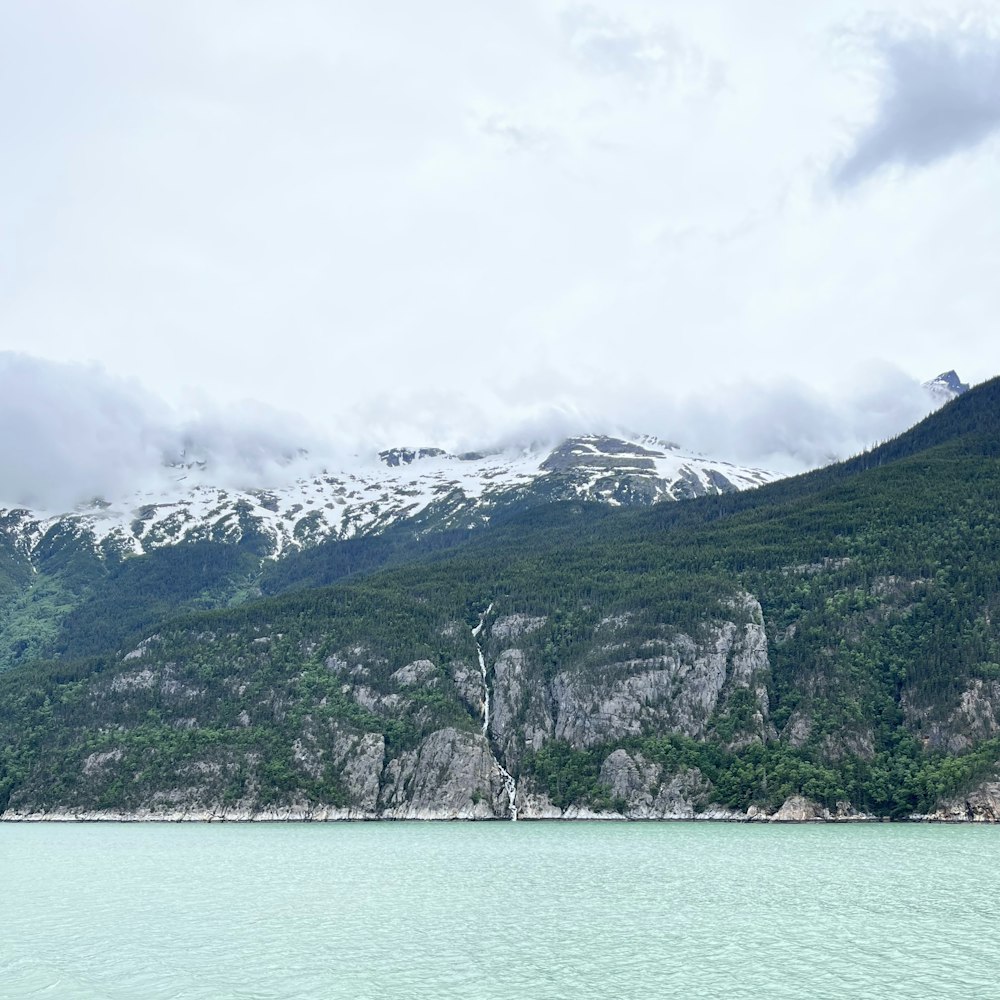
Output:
[[0, 352, 959, 510], [0, 353, 329, 510]]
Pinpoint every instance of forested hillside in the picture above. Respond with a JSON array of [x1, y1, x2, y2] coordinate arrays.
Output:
[[2, 379, 999, 821], [0, 434, 771, 674]]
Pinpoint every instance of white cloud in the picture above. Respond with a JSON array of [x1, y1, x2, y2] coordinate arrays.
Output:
[[0, 354, 332, 510], [833, 20, 1000, 187], [560, 4, 723, 95], [0, 351, 953, 510], [0, 1, 996, 444]]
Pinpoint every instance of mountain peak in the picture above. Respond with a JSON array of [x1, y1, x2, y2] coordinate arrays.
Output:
[[923, 370, 970, 401]]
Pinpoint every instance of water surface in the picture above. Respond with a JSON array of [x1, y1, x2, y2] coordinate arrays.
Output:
[[1, 822, 997, 998]]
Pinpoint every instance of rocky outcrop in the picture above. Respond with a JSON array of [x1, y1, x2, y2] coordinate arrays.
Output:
[[488, 648, 553, 765], [770, 795, 826, 822], [821, 728, 875, 762], [783, 712, 812, 748], [914, 781, 1000, 822], [335, 731, 385, 813], [599, 749, 661, 806], [953, 682, 1000, 740], [390, 659, 437, 687], [451, 659, 484, 717], [597, 749, 714, 819], [585, 749, 887, 822], [905, 680, 1000, 753], [378, 728, 511, 819], [547, 613, 770, 748], [490, 615, 546, 642], [81, 748, 124, 776]]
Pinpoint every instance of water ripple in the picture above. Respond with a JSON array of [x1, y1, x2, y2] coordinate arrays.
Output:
[[1, 822, 998, 998]]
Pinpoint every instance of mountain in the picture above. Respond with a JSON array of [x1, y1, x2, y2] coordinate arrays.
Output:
[[0, 367, 965, 568], [0, 432, 776, 674], [2, 377, 999, 822], [923, 370, 970, 403], [0, 434, 776, 562]]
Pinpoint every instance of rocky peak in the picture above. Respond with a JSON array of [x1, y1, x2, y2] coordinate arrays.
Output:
[[540, 435, 675, 473], [377, 447, 448, 468], [923, 370, 970, 402]]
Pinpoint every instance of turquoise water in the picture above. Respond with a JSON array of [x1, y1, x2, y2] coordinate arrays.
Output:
[[1, 822, 997, 998]]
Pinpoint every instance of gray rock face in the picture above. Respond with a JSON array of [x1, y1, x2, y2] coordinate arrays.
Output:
[[904, 679, 1000, 753], [921, 781, 1000, 822], [490, 614, 547, 642], [821, 728, 875, 762], [335, 731, 385, 814], [954, 681, 1000, 739], [488, 648, 554, 765], [596, 749, 713, 819], [783, 712, 812, 748], [349, 686, 402, 715], [390, 659, 437, 687], [82, 748, 124, 776], [482, 595, 773, 767], [653, 771, 714, 818], [600, 749, 661, 805], [451, 660, 484, 717], [488, 649, 527, 757], [379, 728, 509, 819], [549, 617, 769, 748], [771, 795, 826, 822]]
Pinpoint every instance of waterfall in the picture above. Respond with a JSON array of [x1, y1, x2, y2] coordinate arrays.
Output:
[[473, 605, 518, 821], [472, 604, 492, 738]]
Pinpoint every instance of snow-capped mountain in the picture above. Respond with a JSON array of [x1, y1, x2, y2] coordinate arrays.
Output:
[[0, 435, 777, 562], [923, 370, 970, 403]]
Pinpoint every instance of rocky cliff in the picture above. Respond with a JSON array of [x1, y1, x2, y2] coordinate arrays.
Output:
[[0, 594, 780, 820]]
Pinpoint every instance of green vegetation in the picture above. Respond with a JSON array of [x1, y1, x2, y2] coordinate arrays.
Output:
[[1, 378, 999, 817], [524, 735, 1000, 819]]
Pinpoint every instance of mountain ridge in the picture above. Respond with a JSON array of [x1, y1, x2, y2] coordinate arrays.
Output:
[[0, 433, 777, 563]]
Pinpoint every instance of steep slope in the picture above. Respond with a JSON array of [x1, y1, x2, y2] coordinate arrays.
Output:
[[2, 377, 999, 821]]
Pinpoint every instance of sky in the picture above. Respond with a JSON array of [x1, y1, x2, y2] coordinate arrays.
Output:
[[2, 1, 999, 505]]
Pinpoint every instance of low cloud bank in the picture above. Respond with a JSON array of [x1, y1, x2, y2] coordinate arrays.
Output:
[[0, 354, 333, 510], [0, 352, 951, 510], [339, 360, 944, 475]]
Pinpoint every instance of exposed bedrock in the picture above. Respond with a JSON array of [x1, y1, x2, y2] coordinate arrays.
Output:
[[488, 597, 773, 767]]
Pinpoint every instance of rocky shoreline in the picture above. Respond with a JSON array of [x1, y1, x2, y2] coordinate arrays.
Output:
[[4, 788, 999, 823]]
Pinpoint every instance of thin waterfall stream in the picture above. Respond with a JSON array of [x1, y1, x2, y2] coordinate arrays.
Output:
[[472, 605, 518, 820]]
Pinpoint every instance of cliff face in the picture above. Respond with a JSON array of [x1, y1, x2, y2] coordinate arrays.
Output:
[[0, 595, 780, 821], [3, 577, 1000, 823], [3, 581, 1000, 823], [912, 782, 1000, 823], [485, 596, 772, 765]]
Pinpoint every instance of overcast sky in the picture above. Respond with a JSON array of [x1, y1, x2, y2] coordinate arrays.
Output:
[[2, 1, 999, 502]]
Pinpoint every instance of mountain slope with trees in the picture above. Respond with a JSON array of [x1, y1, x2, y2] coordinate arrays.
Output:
[[2, 378, 999, 820]]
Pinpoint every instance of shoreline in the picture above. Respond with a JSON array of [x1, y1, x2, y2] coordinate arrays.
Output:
[[8, 782, 996, 824], [2, 809, 996, 824]]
